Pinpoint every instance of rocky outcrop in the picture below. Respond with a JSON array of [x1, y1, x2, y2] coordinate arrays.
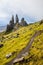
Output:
[[6, 15, 28, 33], [20, 18, 28, 26]]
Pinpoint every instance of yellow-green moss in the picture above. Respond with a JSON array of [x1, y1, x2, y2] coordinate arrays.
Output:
[[0, 21, 43, 65]]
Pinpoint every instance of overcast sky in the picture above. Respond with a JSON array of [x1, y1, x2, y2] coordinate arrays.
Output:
[[0, 0, 43, 26]]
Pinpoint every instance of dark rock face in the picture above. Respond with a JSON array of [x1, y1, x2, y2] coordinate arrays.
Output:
[[20, 18, 28, 26], [0, 44, 3, 48], [6, 15, 28, 33], [6, 53, 12, 59], [13, 57, 24, 64], [15, 14, 19, 23], [6, 15, 14, 32], [20, 21, 28, 26]]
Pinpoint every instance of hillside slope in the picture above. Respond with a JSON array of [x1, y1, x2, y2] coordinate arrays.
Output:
[[0, 21, 43, 65]]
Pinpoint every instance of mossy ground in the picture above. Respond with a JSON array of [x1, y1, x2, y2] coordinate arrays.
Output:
[[0, 21, 43, 65]]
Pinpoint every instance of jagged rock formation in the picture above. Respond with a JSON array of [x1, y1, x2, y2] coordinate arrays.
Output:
[[10, 15, 14, 29], [15, 14, 19, 24], [20, 18, 28, 26], [6, 15, 14, 32], [6, 15, 28, 32]]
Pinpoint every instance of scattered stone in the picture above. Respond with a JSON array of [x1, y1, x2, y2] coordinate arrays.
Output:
[[22, 52, 28, 57], [13, 57, 24, 64], [6, 53, 12, 59], [0, 44, 3, 48]]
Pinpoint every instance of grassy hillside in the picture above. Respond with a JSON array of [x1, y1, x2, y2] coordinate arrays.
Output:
[[0, 21, 43, 65]]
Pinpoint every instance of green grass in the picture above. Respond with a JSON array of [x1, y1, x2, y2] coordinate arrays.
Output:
[[0, 21, 43, 65]]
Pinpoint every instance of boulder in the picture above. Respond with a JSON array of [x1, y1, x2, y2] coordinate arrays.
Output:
[[13, 57, 24, 64], [22, 52, 28, 57], [20, 18, 28, 26], [0, 44, 3, 48], [6, 53, 12, 59]]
